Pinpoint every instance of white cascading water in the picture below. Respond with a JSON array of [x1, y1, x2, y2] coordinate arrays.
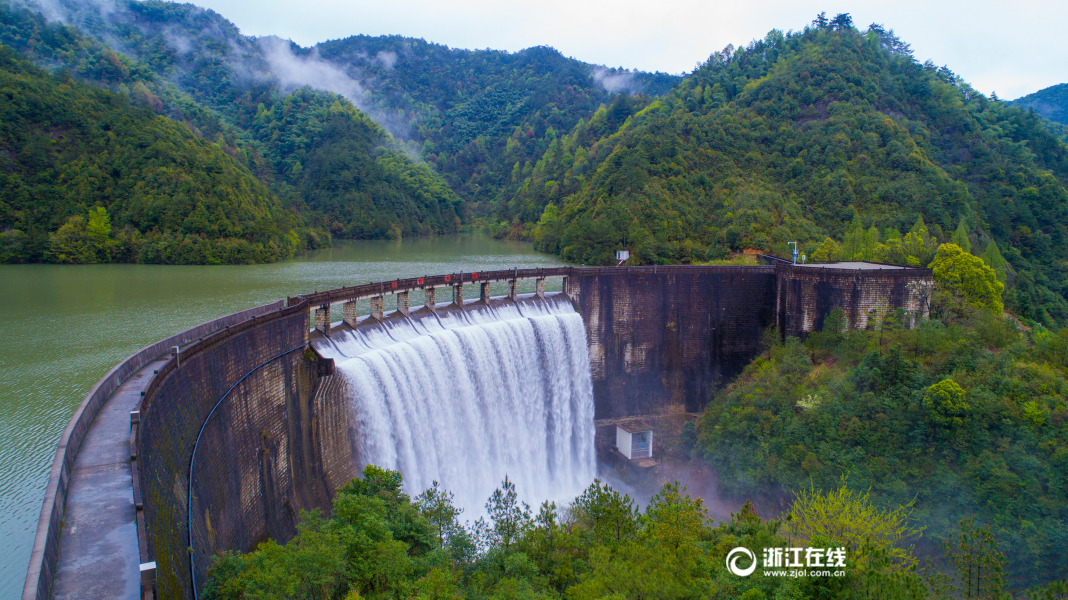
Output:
[[316, 295, 596, 518]]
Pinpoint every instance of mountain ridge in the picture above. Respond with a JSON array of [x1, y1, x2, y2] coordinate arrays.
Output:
[[518, 23, 1068, 326], [1011, 83, 1068, 141]]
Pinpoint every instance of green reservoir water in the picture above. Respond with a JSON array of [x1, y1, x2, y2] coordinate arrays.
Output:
[[0, 236, 565, 598]]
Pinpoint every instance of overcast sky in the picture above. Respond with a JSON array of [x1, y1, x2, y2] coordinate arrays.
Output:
[[192, 0, 1064, 100]]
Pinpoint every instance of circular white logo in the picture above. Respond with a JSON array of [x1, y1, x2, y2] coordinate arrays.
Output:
[[726, 547, 757, 576]]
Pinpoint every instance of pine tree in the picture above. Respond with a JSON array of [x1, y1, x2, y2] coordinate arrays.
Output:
[[951, 217, 972, 254]]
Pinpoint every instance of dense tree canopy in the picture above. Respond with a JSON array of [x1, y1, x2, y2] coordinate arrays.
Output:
[[0, 46, 326, 264], [930, 244, 1005, 316], [519, 23, 1068, 326], [694, 309, 1068, 588], [1011, 83, 1068, 127], [0, 2, 468, 258], [207, 462, 1066, 598], [0, 0, 674, 254]]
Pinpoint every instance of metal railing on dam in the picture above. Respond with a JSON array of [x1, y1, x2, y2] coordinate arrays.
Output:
[[286, 264, 777, 308], [27, 261, 931, 600]]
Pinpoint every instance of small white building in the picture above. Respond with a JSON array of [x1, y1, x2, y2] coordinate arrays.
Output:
[[615, 249, 630, 265], [616, 422, 653, 460]]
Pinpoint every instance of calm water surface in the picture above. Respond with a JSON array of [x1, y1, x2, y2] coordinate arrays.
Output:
[[0, 236, 565, 598]]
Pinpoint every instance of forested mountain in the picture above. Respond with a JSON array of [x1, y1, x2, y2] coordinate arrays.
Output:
[[0, 46, 328, 263], [0, 0, 678, 251], [3, 0, 1068, 325], [314, 36, 678, 214], [0, 0, 468, 252], [1013, 83, 1068, 126], [520, 19, 1068, 327]]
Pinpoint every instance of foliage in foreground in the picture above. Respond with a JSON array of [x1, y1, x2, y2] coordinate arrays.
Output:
[[693, 308, 1068, 589], [206, 464, 1067, 599]]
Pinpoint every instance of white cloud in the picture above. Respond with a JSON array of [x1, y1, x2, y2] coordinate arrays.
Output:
[[163, 27, 195, 55], [592, 67, 639, 94], [374, 50, 397, 70], [257, 35, 368, 107]]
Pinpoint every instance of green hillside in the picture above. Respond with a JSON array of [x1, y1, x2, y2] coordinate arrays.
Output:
[[523, 20, 1068, 327], [0, 1, 466, 249], [695, 309, 1068, 587], [1013, 83, 1068, 126], [0, 46, 326, 264], [315, 36, 678, 213], [0, 0, 676, 244]]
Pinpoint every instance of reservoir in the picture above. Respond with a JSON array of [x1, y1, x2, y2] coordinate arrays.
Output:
[[0, 236, 565, 599]]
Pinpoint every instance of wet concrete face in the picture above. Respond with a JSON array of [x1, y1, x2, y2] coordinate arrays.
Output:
[[574, 269, 777, 419], [138, 311, 311, 600], [775, 264, 931, 336], [574, 265, 931, 419]]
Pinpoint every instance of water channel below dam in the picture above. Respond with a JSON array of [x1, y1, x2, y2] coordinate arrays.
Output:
[[0, 236, 565, 600]]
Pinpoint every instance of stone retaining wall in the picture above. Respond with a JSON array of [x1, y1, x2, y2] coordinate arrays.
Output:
[[774, 264, 931, 336]]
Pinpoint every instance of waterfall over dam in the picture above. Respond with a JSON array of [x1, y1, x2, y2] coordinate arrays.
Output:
[[313, 294, 597, 517], [30, 264, 934, 600]]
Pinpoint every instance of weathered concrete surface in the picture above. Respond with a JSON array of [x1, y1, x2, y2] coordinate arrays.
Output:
[[138, 307, 314, 600], [573, 267, 778, 419], [775, 263, 930, 336], [51, 358, 166, 600]]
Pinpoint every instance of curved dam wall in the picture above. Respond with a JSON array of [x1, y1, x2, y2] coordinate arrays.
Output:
[[32, 263, 930, 600], [137, 304, 333, 600]]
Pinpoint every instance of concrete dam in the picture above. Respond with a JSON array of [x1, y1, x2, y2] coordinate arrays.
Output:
[[25, 261, 931, 600]]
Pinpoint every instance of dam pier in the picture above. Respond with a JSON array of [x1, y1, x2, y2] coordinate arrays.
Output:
[[25, 261, 931, 600]]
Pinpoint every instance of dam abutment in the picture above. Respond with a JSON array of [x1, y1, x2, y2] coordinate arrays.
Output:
[[572, 266, 778, 418]]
